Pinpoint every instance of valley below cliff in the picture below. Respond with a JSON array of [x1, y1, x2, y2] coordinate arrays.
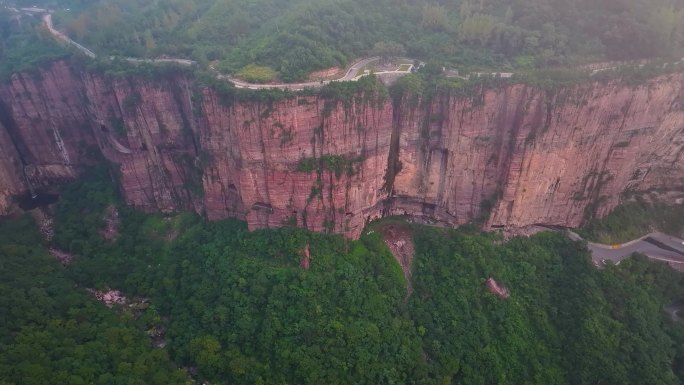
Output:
[[1, 61, 683, 237]]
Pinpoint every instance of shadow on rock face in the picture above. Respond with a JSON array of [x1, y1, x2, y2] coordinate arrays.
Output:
[[16, 191, 59, 211]]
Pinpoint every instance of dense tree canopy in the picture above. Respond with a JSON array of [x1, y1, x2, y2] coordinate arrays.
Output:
[[410, 226, 684, 384], [0, 9, 70, 81], [0, 217, 187, 385], [578, 199, 684, 244], [3, 0, 683, 82], [40, 0, 684, 81], [0, 166, 676, 384]]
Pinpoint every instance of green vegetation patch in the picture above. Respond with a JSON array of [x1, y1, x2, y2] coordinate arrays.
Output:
[[3, 167, 684, 385], [0, 216, 187, 384], [296, 154, 366, 177], [410, 226, 684, 385], [47, 167, 420, 385], [50, 0, 684, 82], [319, 75, 388, 104], [236, 64, 277, 83], [578, 200, 684, 244], [0, 11, 72, 82]]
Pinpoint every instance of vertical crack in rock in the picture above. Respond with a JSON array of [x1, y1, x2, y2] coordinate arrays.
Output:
[[3, 63, 684, 236], [383, 96, 403, 195], [487, 86, 532, 226]]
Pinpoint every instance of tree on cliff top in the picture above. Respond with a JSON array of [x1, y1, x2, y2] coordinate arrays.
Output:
[[371, 41, 406, 65]]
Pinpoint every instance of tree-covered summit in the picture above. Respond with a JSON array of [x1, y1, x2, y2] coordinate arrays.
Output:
[[3, 166, 683, 384], [3, 0, 683, 82], [39, 0, 684, 81]]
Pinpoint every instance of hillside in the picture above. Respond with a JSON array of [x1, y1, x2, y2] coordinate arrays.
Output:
[[1, 2, 684, 383], [41, 0, 684, 81], [2, 170, 684, 384]]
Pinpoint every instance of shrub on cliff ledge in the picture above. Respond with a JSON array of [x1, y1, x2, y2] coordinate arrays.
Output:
[[319, 75, 387, 105], [196, 70, 295, 106], [296, 154, 366, 177]]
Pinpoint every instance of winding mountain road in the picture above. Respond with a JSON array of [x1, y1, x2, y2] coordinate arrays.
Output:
[[44, 14, 196, 66], [566, 230, 684, 267], [219, 56, 420, 90], [39, 12, 411, 90], [18, 6, 684, 91], [219, 56, 383, 90], [43, 14, 95, 58]]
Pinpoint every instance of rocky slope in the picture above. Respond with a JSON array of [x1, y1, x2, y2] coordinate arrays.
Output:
[[1, 61, 683, 237]]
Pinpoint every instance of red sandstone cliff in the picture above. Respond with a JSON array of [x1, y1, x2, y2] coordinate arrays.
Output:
[[1, 61, 683, 237]]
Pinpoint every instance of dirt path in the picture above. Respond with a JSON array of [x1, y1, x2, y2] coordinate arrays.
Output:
[[380, 224, 415, 297]]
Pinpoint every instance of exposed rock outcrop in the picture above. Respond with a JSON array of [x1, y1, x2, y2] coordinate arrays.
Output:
[[1, 61, 683, 238], [485, 277, 510, 299], [300, 245, 311, 270]]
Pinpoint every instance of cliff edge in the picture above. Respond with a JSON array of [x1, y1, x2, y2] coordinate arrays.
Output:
[[1, 61, 682, 237]]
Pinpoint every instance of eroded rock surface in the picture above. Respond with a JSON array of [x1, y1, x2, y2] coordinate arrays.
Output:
[[1, 61, 683, 237]]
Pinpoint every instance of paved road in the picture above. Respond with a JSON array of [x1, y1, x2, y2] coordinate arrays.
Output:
[[23, 5, 684, 91], [44, 14, 197, 66], [339, 56, 381, 80], [220, 56, 388, 90], [566, 230, 684, 266], [41, 13, 405, 90], [120, 57, 195, 66], [40, 14, 418, 90], [220, 56, 422, 90], [43, 14, 96, 58]]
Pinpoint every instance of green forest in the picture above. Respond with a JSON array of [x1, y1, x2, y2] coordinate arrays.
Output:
[[0, 218, 188, 384], [579, 199, 684, 244], [0, 7, 71, 81], [3, 0, 684, 82], [42, 0, 684, 81], [2, 166, 684, 384]]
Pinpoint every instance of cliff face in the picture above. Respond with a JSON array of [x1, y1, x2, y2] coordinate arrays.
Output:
[[1, 61, 683, 237]]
